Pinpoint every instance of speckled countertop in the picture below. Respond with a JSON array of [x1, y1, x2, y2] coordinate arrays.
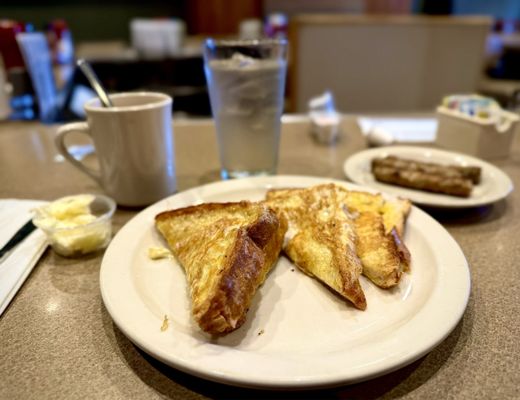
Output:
[[0, 116, 519, 399]]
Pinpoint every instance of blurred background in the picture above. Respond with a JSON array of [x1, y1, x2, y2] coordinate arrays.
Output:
[[1, 0, 520, 121]]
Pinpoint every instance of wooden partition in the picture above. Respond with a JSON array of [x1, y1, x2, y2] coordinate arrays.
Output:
[[288, 14, 492, 112]]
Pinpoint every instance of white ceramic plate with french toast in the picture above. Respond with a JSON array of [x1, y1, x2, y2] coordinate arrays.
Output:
[[100, 175, 470, 389], [344, 146, 513, 208]]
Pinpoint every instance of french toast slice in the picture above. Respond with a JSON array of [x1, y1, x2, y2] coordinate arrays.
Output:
[[266, 184, 411, 290], [265, 185, 367, 310], [341, 188, 412, 281], [381, 197, 412, 238], [337, 189, 411, 237], [155, 201, 287, 335]]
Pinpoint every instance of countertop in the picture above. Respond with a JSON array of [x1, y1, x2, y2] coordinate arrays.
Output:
[[0, 116, 519, 399]]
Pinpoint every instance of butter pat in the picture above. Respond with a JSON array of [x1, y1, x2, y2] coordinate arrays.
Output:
[[36, 195, 96, 229], [46, 194, 94, 219], [33, 194, 115, 257], [148, 246, 172, 260]]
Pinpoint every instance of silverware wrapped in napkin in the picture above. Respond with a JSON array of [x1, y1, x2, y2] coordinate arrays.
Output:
[[0, 199, 48, 316]]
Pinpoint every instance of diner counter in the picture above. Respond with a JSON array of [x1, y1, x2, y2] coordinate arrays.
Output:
[[0, 116, 519, 399]]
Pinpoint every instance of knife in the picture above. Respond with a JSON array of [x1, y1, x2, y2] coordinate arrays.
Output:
[[0, 220, 37, 262]]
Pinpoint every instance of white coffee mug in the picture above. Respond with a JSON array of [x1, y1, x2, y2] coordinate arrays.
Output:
[[56, 92, 176, 206]]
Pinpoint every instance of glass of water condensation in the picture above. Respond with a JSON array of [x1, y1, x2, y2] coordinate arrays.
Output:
[[203, 38, 288, 180]]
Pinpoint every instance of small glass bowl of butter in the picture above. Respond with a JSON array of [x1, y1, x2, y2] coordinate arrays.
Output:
[[32, 194, 116, 257]]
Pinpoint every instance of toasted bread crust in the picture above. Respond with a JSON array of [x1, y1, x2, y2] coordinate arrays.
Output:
[[389, 227, 411, 272], [155, 201, 286, 335], [155, 201, 251, 222], [199, 224, 276, 333]]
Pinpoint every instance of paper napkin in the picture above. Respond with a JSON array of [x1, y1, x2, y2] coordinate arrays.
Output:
[[357, 117, 438, 143], [0, 199, 48, 316]]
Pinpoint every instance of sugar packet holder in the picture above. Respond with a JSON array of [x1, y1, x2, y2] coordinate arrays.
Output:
[[435, 103, 519, 159]]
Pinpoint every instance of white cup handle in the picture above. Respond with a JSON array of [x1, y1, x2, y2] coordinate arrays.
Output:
[[55, 122, 102, 185]]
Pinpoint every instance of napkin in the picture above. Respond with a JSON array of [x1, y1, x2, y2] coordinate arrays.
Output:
[[0, 199, 48, 316], [357, 117, 438, 143]]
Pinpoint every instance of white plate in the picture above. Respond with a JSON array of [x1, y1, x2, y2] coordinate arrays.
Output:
[[344, 146, 513, 208], [100, 175, 470, 389]]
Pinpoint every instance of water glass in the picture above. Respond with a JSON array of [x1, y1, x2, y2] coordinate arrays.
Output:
[[204, 39, 288, 179]]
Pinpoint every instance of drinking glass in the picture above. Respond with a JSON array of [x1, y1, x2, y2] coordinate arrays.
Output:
[[204, 38, 288, 179]]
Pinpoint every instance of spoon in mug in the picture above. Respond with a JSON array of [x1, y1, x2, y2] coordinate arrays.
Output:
[[77, 58, 113, 108]]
